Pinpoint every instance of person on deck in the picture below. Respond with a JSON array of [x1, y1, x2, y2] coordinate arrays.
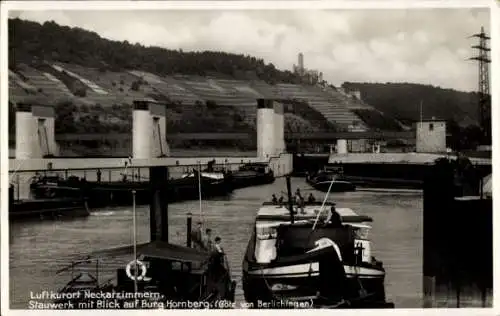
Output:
[[214, 236, 224, 254], [271, 194, 278, 204], [295, 189, 305, 214], [212, 236, 227, 272], [191, 221, 203, 249], [203, 228, 214, 252], [278, 195, 284, 205], [207, 236, 229, 296], [325, 204, 342, 227], [308, 193, 316, 203]]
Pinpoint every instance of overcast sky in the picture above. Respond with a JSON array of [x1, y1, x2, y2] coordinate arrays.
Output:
[[11, 8, 491, 92]]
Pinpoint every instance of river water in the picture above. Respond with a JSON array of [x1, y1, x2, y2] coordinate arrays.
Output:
[[9, 177, 423, 309]]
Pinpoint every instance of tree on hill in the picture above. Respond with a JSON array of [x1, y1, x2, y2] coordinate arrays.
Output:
[[341, 82, 482, 126], [9, 18, 301, 84]]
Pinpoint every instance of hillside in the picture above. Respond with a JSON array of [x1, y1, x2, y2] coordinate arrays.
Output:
[[341, 82, 482, 127], [9, 18, 300, 84], [8, 18, 406, 155]]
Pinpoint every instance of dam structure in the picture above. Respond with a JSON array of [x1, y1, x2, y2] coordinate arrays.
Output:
[[10, 98, 293, 199]]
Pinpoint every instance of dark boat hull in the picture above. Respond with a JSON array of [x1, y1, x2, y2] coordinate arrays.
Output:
[[242, 255, 389, 308], [307, 179, 356, 192], [9, 198, 90, 221], [242, 270, 389, 307], [230, 172, 275, 189], [30, 176, 233, 208]]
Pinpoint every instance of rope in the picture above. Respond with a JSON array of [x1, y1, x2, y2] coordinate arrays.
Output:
[[311, 179, 336, 231]]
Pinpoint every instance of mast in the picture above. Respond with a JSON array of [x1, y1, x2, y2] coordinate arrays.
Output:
[[132, 190, 138, 294], [419, 100, 423, 126], [285, 176, 294, 224], [197, 162, 204, 224]]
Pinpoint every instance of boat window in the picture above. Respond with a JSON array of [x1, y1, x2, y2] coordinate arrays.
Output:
[[256, 226, 278, 240], [171, 261, 183, 270], [353, 226, 370, 240]]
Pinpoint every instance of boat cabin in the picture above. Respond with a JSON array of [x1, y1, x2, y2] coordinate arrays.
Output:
[[324, 165, 344, 174], [181, 172, 225, 180], [62, 241, 235, 305], [253, 202, 373, 265], [238, 163, 271, 173], [113, 242, 234, 302]]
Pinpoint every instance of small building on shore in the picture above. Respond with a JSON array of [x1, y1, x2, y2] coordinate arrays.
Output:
[[416, 119, 446, 153]]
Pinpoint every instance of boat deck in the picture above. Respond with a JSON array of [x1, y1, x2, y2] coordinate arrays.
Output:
[[256, 202, 372, 224]]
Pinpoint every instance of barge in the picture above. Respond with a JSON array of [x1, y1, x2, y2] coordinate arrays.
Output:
[[241, 177, 393, 308], [9, 185, 90, 221]]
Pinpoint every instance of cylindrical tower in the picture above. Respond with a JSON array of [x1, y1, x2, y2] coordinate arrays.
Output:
[[336, 139, 348, 154], [257, 99, 275, 159], [132, 100, 152, 159], [15, 105, 35, 159]]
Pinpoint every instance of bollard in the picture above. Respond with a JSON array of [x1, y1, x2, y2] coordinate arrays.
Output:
[[186, 212, 192, 247], [9, 185, 14, 211], [481, 284, 487, 307], [149, 166, 169, 242], [286, 176, 294, 224], [16, 174, 20, 201]]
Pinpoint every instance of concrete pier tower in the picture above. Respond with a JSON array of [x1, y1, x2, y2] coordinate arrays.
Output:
[[15, 103, 56, 159], [274, 101, 286, 155], [257, 98, 275, 159], [132, 100, 169, 159], [336, 139, 348, 154]]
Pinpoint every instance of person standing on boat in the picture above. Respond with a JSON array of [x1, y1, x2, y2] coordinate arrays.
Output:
[[191, 221, 204, 249], [207, 236, 230, 298], [203, 228, 214, 252], [212, 237, 227, 274], [278, 195, 284, 206], [295, 189, 305, 214], [214, 236, 224, 255], [271, 194, 278, 204], [325, 204, 342, 227], [308, 193, 316, 203]]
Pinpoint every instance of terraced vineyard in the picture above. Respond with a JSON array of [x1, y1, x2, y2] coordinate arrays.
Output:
[[9, 60, 405, 150]]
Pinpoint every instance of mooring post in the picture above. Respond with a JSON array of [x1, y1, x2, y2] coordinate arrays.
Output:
[[16, 174, 20, 201], [149, 166, 169, 242], [481, 283, 487, 307], [186, 212, 192, 247], [9, 184, 14, 210]]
